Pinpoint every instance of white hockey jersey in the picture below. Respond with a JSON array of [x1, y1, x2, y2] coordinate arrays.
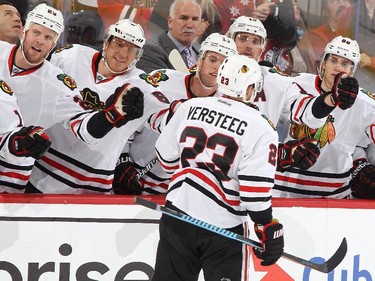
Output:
[[253, 65, 327, 129], [155, 96, 278, 229], [29, 44, 169, 194], [273, 73, 375, 198], [0, 42, 85, 193], [129, 69, 218, 194], [0, 79, 35, 193]]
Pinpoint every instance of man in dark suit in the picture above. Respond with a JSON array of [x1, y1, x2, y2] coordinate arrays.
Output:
[[136, 0, 201, 73]]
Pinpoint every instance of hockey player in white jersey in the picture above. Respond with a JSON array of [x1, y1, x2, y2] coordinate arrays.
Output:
[[0, 4, 92, 192], [274, 36, 375, 198], [0, 78, 51, 192], [152, 55, 284, 281], [113, 33, 238, 195], [226, 16, 352, 172], [26, 19, 169, 194]]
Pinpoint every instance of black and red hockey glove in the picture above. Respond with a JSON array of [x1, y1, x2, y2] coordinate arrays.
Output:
[[254, 219, 284, 266], [278, 138, 320, 170], [113, 153, 143, 195], [350, 158, 375, 199], [331, 72, 359, 110], [8, 126, 51, 160], [104, 84, 144, 128]]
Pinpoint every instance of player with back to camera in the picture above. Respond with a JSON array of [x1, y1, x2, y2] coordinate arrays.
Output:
[[113, 33, 238, 195], [151, 54, 284, 281]]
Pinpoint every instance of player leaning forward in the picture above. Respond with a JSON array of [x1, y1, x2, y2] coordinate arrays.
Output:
[[26, 19, 169, 194], [152, 55, 284, 281]]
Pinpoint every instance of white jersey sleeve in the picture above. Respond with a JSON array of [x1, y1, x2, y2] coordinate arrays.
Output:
[[155, 97, 278, 228]]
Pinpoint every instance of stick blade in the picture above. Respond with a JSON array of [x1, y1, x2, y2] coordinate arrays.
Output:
[[323, 237, 348, 273]]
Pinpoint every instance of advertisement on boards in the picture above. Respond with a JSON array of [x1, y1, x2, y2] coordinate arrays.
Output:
[[0, 197, 373, 281]]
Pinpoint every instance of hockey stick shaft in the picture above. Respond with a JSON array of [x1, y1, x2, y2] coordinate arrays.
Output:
[[135, 197, 347, 273], [168, 49, 190, 73], [135, 157, 159, 181]]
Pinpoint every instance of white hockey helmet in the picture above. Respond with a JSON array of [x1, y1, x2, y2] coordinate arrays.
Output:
[[24, 3, 64, 41], [321, 35, 360, 72], [107, 19, 145, 49], [227, 16, 267, 49], [217, 54, 263, 103], [199, 33, 238, 58]]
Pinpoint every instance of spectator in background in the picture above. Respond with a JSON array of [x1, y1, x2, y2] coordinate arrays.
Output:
[[97, 0, 157, 39], [64, 10, 104, 51], [136, 0, 201, 73], [148, 0, 221, 43], [337, 0, 375, 91], [252, 0, 315, 75], [301, 0, 352, 72], [0, 1, 22, 44]]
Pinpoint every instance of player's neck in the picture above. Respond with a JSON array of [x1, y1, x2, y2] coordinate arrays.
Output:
[[14, 47, 43, 69], [190, 74, 217, 97]]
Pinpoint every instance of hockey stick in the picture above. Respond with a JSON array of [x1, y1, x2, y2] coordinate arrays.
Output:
[[135, 157, 159, 181], [135, 197, 347, 273], [168, 49, 190, 73]]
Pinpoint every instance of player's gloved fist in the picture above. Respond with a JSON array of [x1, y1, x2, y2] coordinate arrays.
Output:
[[104, 84, 144, 128], [113, 153, 143, 195], [331, 72, 359, 110], [254, 219, 284, 266], [278, 138, 320, 170], [350, 158, 375, 199], [8, 126, 51, 160]]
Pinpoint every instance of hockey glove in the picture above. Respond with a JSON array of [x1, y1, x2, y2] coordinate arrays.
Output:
[[8, 126, 51, 160], [104, 84, 144, 128], [278, 138, 320, 170], [331, 72, 359, 110], [254, 219, 284, 266], [113, 153, 143, 195], [350, 158, 375, 199]]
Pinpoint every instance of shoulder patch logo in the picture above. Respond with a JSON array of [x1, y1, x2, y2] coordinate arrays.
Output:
[[0, 80, 13, 96], [269, 66, 289, 77], [74, 88, 104, 110], [361, 88, 375, 100], [57, 74, 77, 91], [54, 44, 73, 54], [139, 70, 169, 87]]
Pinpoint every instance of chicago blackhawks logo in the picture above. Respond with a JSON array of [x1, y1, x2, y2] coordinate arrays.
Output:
[[57, 74, 77, 91], [74, 88, 104, 110], [362, 88, 375, 100], [289, 115, 336, 148], [54, 44, 73, 53], [269, 66, 289, 76], [140, 70, 169, 87], [0, 80, 13, 95]]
